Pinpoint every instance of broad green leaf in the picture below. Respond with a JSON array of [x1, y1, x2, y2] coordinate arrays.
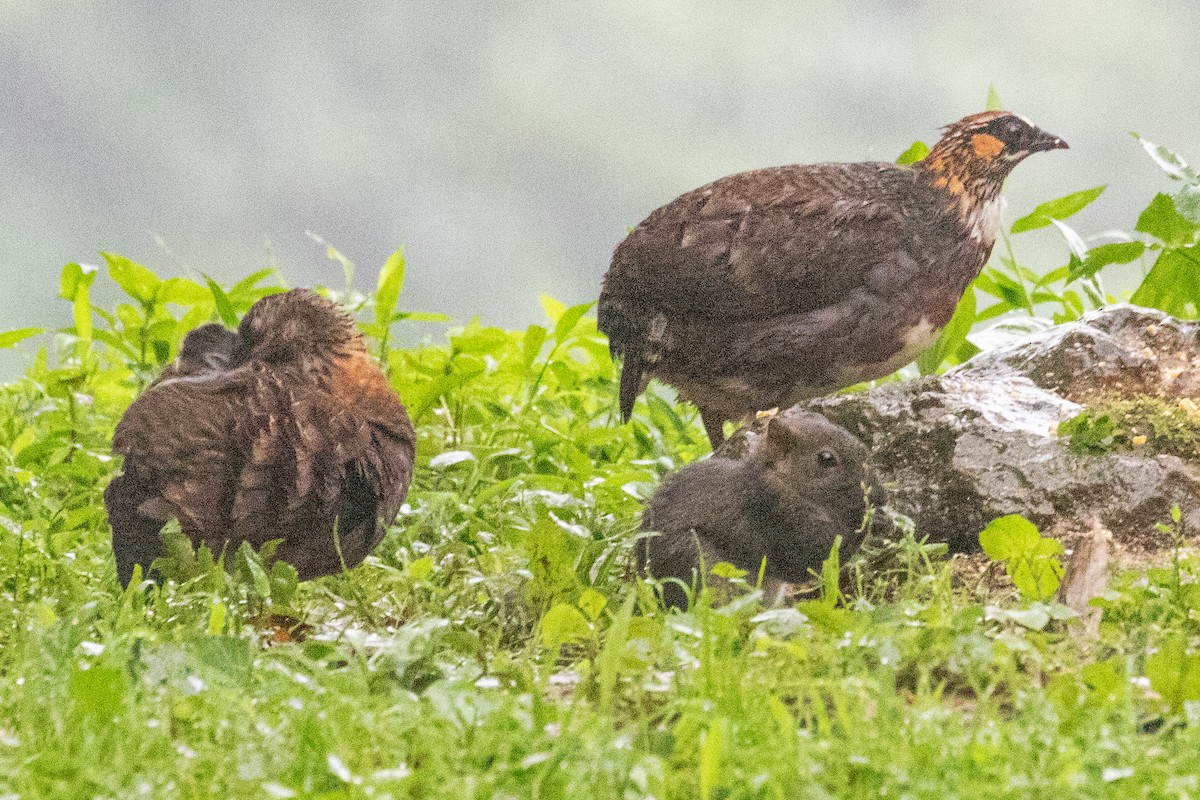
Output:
[[522, 324, 547, 368], [1131, 248, 1200, 318], [157, 277, 210, 306], [1136, 193, 1198, 247], [451, 323, 510, 356], [0, 327, 42, 349], [980, 514, 1040, 560], [236, 543, 271, 596], [974, 268, 1031, 312], [73, 282, 93, 345], [553, 301, 594, 343], [1070, 241, 1146, 281], [69, 664, 127, 720], [1035, 537, 1066, 556], [1004, 605, 1051, 631], [539, 602, 591, 649], [819, 535, 842, 605], [375, 247, 406, 325], [228, 268, 284, 299], [407, 555, 434, 582], [269, 561, 298, 606], [896, 140, 929, 166], [1012, 560, 1060, 600], [1036, 265, 1072, 286], [539, 293, 567, 324], [8, 427, 34, 457], [979, 514, 1063, 601], [577, 588, 607, 621], [59, 261, 97, 300], [177, 305, 211, 338], [356, 321, 386, 343], [204, 275, 240, 327], [206, 597, 227, 636], [710, 561, 747, 580], [1145, 635, 1200, 714], [917, 288, 976, 374], [1010, 186, 1106, 233], [92, 329, 137, 359], [102, 251, 160, 305]]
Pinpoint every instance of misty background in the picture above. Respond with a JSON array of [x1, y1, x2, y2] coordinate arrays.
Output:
[[2, 1, 1198, 374]]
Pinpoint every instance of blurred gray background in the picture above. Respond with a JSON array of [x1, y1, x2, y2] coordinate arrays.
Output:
[[1, 1, 1198, 371]]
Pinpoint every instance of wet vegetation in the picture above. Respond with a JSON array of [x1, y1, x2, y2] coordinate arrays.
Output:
[[0, 135, 1197, 797]]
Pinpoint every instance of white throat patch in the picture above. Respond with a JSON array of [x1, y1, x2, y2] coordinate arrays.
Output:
[[966, 194, 1007, 243]]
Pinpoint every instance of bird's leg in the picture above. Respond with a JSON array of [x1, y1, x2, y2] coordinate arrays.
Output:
[[699, 408, 726, 450], [104, 473, 167, 587]]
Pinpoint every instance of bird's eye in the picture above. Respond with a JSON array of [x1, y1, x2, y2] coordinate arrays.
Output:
[[816, 450, 839, 469]]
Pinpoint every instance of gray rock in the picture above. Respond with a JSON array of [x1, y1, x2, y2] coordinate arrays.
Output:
[[719, 305, 1200, 553]]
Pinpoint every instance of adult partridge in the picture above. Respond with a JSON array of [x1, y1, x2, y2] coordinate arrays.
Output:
[[599, 111, 1067, 447]]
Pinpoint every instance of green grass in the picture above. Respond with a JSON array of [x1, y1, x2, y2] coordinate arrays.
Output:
[[0, 135, 1198, 798]]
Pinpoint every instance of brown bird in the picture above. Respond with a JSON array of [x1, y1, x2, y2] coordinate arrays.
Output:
[[105, 289, 416, 586], [599, 111, 1068, 447], [637, 410, 878, 610]]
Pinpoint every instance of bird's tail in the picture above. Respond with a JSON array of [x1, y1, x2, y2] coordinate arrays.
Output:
[[618, 349, 643, 423]]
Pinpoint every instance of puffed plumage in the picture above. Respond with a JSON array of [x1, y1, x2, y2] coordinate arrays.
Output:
[[105, 289, 415, 586]]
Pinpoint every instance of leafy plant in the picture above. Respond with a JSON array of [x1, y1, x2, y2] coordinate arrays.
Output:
[[979, 514, 1065, 601], [1145, 635, 1200, 715], [1, 122, 1200, 795]]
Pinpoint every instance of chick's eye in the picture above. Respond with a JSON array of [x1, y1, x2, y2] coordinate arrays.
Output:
[[816, 450, 839, 469]]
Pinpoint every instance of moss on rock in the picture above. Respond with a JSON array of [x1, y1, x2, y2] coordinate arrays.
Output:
[[1059, 395, 1200, 462]]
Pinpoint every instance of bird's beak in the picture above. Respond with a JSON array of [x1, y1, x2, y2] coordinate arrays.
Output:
[[1027, 127, 1069, 153]]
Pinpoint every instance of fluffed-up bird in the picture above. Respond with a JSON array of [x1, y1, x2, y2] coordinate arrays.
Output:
[[105, 289, 415, 586], [599, 111, 1068, 447]]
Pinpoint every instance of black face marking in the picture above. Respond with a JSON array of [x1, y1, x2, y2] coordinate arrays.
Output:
[[985, 114, 1030, 146]]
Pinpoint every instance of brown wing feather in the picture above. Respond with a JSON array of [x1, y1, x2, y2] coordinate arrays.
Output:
[[598, 162, 949, 426], [112, 372, 243, 536], [329, 352, 415, 528], [226, 353, 414, 579], [603, 163, 917, 321], [108, 370, 245, 582]]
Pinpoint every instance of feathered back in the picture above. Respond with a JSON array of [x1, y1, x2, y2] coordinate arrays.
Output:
[[107, 288, 415, 585]]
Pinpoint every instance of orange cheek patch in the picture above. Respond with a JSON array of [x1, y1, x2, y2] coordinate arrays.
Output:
[[971, 133, 1005, 160]]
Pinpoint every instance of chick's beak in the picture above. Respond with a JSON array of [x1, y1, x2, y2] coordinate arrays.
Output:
[[1027, 127, 1069, 153]]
